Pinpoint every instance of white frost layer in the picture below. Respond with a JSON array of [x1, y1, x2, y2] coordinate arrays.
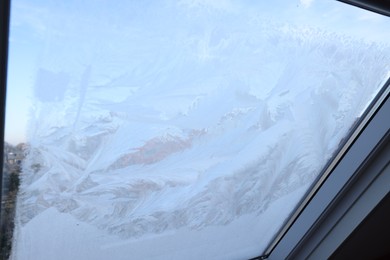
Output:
[[12, 185, 307, 260], [10, 0, 390, 259]]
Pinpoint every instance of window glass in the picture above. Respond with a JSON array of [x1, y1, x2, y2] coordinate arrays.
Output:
[[2, 0, 390, 259]]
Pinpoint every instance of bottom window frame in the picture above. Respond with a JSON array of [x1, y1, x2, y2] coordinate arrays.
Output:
[[266, 85, 390, 259]]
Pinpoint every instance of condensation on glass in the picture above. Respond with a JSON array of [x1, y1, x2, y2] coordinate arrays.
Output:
[[1, 1, 390, 259]]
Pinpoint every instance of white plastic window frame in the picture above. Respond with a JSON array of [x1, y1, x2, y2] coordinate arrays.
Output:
[[260, 1, 390, 257], [265, 79, 390, 259]]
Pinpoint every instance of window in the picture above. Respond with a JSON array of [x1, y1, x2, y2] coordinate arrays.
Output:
[[1, 1, 389, 259]]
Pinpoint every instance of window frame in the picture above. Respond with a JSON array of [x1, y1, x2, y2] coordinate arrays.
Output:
[[261, 1, 390, 257], [266, 82, 390, 259], [337, 0, 390, 17], [0, 0, 11, 216]]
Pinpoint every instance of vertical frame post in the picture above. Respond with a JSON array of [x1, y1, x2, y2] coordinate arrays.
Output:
[[0, 0, 11, 217]]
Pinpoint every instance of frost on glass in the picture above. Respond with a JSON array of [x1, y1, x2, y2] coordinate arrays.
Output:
[[10, 1, 390, 259]]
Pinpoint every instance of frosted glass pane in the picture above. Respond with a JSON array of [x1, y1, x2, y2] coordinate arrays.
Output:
[[2, 0, 390, 259]]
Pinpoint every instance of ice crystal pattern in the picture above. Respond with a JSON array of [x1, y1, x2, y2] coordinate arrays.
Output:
[[18, 1, 389, 240]]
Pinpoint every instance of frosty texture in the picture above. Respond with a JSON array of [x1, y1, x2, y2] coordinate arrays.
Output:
[[12, 0, 390, 258]]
